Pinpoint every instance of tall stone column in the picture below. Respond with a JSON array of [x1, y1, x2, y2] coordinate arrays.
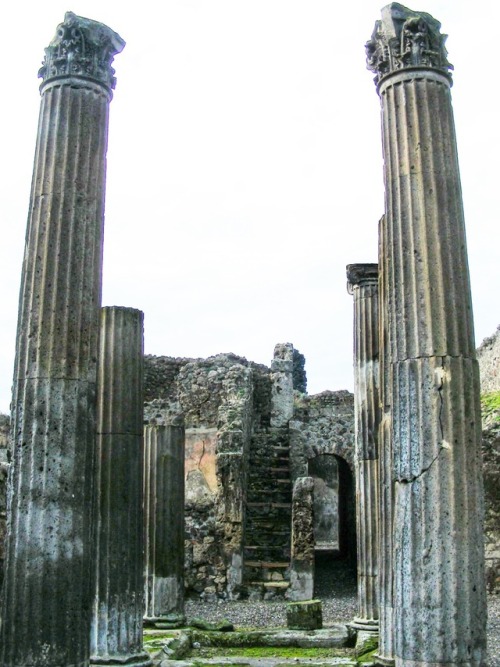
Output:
[[0, 13, 124, 667], [346, 264, 380, 635], [367, 5, 486, 666], [377, 215, 395, 666], [90, 308, 151, 667], [144, 424, 186, 627]]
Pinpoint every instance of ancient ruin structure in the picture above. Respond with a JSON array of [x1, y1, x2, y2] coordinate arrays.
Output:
[[0, 13, 124, 667], [144, 424, 186, 625], [91, 308, 150, 666], [143, 348, 356, 601], [367, 4, 487, 665], [288, 476, 315, 601], [0, 6, 497, 666], [346, 264, 379, 635]]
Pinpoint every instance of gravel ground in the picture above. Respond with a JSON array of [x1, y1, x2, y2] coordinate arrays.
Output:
[[185, 558, 500, 664]]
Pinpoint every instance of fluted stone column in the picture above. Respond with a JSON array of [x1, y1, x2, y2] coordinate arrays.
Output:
[[0, 13, 124, 667], [377, 215, 395, 666], [367, 5, 486, 666], [347, 264, 380, 635], [90, 308, 150, 667], [144, 424, 185, 627]]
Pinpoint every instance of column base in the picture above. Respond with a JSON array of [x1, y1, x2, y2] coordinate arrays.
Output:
[[90, 651, 152, 666], [143, 613, 186, 629], [350, 617, 379, 633], [373, 655, 395, 667]]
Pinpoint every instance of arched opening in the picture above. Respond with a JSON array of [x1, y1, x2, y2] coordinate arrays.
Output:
[[307, 453, 356, 598]]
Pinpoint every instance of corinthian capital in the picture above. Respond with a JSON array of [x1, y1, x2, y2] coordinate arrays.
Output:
[[366, 3, 452, 86], [38, 12, 125, 92]]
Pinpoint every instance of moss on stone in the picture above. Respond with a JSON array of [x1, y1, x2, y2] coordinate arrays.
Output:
[[481, 391, 500, 426], [191, 644, 355, 658]]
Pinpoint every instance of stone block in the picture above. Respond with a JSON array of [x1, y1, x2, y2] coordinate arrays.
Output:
[[286, 599, 323, 630]]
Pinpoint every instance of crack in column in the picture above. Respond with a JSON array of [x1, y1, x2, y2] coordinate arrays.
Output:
[[397, 356, 447, 485]]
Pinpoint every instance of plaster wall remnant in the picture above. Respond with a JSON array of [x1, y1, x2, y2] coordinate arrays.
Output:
[[367, 4, 486, 665], [0, 13, 124, 667], [347, 263, 380, 635], [144, 423, 186, 626], [288, 476, 315, 601], [91, 307, 150, 667]]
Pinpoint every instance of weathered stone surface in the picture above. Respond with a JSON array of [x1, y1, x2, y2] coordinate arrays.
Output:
[[482, 392, 500, 593], [290, 392, 356, 563], [90, 307, 150, 667], [310, 455, 339, 549], [290, 391, 355, 480], [271, 343, 295, 427], [144, 424, 186, 624], [377, 214, 394, 665], [369, 5, 486, 665], [478, 327, 500, 393], [347, 264, 379, 632], [286, 599, 323, 630], [190, 618, 234, 632], [0, 13, 123, 667], [143, 349, 352, 600], [288, 477, 315, 601]]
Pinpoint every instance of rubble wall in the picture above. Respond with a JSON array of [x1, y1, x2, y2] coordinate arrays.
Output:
[[144, 354, 268, 599], [478, 327, 500, 394]]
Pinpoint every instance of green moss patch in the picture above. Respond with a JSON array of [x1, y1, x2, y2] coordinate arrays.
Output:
[[481, 391, 500, 427]]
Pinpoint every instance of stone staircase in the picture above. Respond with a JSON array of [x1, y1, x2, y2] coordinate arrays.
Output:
[[243, 429, 292, 599]]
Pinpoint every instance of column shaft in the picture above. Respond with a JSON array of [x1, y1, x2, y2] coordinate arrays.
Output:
[[144, 424, 185, 626], [347, 264, 380, 632], [377, 215, 394, 665], [0, 14, 124, 667], [90, 308, 150, 667], [367, 7, 486, 666]]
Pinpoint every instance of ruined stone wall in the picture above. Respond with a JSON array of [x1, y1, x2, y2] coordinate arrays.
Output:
[[478, 326, 500, 394], [143, 353, 270, 599], [477, 326, 500, 592], [483, 410, 500, 593], [289, 390, 356, 562], [289, 390, 355, 480]]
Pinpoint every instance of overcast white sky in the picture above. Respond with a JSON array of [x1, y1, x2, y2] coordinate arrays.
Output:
[[0, 1, 498, 413]]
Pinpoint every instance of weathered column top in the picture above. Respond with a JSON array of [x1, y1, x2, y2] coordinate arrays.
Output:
[[365, 3, 453, 91], [346, 263, 378, 294], [38, 11, 125, 96]]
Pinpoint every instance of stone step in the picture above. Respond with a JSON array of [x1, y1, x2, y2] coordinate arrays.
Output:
[[244, 545, 289, 553], [244, 561, 289, 568], [247, 489, 291, 500]]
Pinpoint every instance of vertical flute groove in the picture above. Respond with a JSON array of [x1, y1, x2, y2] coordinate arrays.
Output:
[[347, 264, 380, 631], [1, 14, 124, 667]]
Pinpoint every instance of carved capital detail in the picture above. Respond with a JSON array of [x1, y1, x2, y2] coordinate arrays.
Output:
[[39, 12, 125, 92], [366, 3, 452, 86], [346, 263, 378, 294]]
